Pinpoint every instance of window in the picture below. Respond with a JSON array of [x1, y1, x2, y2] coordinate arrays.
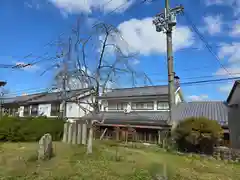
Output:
[[108, 102, 128, 110], [31, 105, 38, 116], [108, 102, 117, 110], [157, 102, 169, 110], [117, 103, 128, 110], [23, 106, 30, 116], [51, 103, 60, 116], [131, 102, 154, 110]]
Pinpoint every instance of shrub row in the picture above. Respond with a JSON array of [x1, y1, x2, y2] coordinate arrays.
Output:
[[0, 116, 65, 142]]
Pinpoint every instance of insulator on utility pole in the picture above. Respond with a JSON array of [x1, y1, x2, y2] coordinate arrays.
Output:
[[153, 1, 183, 123]]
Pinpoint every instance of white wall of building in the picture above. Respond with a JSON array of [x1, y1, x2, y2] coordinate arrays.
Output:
[[19, 106, 24, 117], [101, 92, 183, 112], [38, 104, 51, 116], [19, 95, 94, 118]]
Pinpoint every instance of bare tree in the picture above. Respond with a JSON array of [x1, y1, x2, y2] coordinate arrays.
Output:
[[52, 20, 152, 154]]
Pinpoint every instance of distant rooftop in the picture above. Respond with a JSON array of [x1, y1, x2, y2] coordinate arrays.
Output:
[[2, 88, 92, 104], [99, 85, 179, 99], [172, 101, 228, 126]]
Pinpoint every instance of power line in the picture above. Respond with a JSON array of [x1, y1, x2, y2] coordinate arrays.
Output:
[[182, 11, 233, 77], [4, 75, 239, 97], [180, 76, 239, 86]]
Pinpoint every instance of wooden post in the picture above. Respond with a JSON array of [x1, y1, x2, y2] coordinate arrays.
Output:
[[62, 123, 68, 143], [100, 128, 107, 140], [116, 127, 120, 141], [82, 123, 87, 145], [67, 123, 73, 144], [158, 130, 161, 145], [77, 123, 82, 144], [144, 132, 147, 142], [149, 133, 152, 143]]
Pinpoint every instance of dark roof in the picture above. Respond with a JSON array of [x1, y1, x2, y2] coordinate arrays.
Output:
[[226, 80, 240, 103], [172, 101, 228, 126], [82, 111, 169, 126], [2, 88, 92, 105], [99, 85, 172, 99]]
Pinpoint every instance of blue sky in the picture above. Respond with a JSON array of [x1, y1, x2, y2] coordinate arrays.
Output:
[[0, 0, 240, 101]]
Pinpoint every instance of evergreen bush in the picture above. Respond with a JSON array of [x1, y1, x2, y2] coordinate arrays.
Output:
[[0, 116, 64, 142]]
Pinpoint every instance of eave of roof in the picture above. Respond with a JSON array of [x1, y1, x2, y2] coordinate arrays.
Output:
[[2, 88, 93, 105], [99, 85, 180, 99], [226, 80, 240, 104], [80, 111, 170, 126]]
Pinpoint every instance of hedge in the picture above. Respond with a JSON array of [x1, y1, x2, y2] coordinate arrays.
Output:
[[0, 116, 65, 142]]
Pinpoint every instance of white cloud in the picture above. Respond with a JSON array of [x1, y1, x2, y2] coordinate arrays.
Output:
[[24, 0, 41, 10], [109, 17, 194, 56], [205, 0, 224, 6], [48, 0, 134, 14], [203, 15, 223, 35], [205, 0, 240, 16], [131, 59, 140, 65], [217, 42, 240, 63], [24, 2, 33, 8], [218, 83, 233, 93], [215, 66, 240, 77], [187, 94, 209, 101], [230, 20, 240, 36], [215, 47, 240, 93]]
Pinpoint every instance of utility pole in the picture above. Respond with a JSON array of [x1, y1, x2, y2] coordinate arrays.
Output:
[[153, 1, 183, 122], [61, 38, 72, 119]]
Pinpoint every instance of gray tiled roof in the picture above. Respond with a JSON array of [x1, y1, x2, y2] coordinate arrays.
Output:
[[3, 88, 92, 105], [82, 111, 170, 126], [100, 85, 170, 99], [172, 101, 228, 126]]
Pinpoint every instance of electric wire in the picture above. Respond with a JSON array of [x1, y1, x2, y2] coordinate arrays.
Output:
[[182, 11, 233, 77]]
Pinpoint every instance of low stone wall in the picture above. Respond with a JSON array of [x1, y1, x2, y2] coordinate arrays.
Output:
[[213, 146, 240, 162]]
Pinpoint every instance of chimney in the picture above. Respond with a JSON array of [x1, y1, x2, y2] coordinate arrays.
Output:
[[174, 73, 180, 88]]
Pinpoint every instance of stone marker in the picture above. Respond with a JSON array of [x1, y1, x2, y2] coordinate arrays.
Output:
[[38, 133, 53, 160]]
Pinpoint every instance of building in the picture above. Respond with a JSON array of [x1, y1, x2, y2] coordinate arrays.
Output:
[[226, 80, 240, 149], [1, 88, 94, 119], [83, 85, 184, 142]]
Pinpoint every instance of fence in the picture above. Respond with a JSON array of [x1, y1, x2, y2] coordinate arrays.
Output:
[[62, 121, 88, 145]]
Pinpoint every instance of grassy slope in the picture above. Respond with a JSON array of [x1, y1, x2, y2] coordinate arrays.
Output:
[[0, 141, 239, 180]]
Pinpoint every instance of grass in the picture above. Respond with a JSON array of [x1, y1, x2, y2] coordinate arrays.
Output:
[[0, 141, 239, 180]]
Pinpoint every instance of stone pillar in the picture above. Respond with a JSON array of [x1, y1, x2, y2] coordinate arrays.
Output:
[[72, 122, 77, 144], [67, 123, 73, 144], [77, 123, 82, 144], [62, 123, 68, 143], [82, 123, 87, 145]]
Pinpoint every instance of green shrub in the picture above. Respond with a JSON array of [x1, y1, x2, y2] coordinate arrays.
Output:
[[172, 117, 223, 155], [0, 116, 64, 142]]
